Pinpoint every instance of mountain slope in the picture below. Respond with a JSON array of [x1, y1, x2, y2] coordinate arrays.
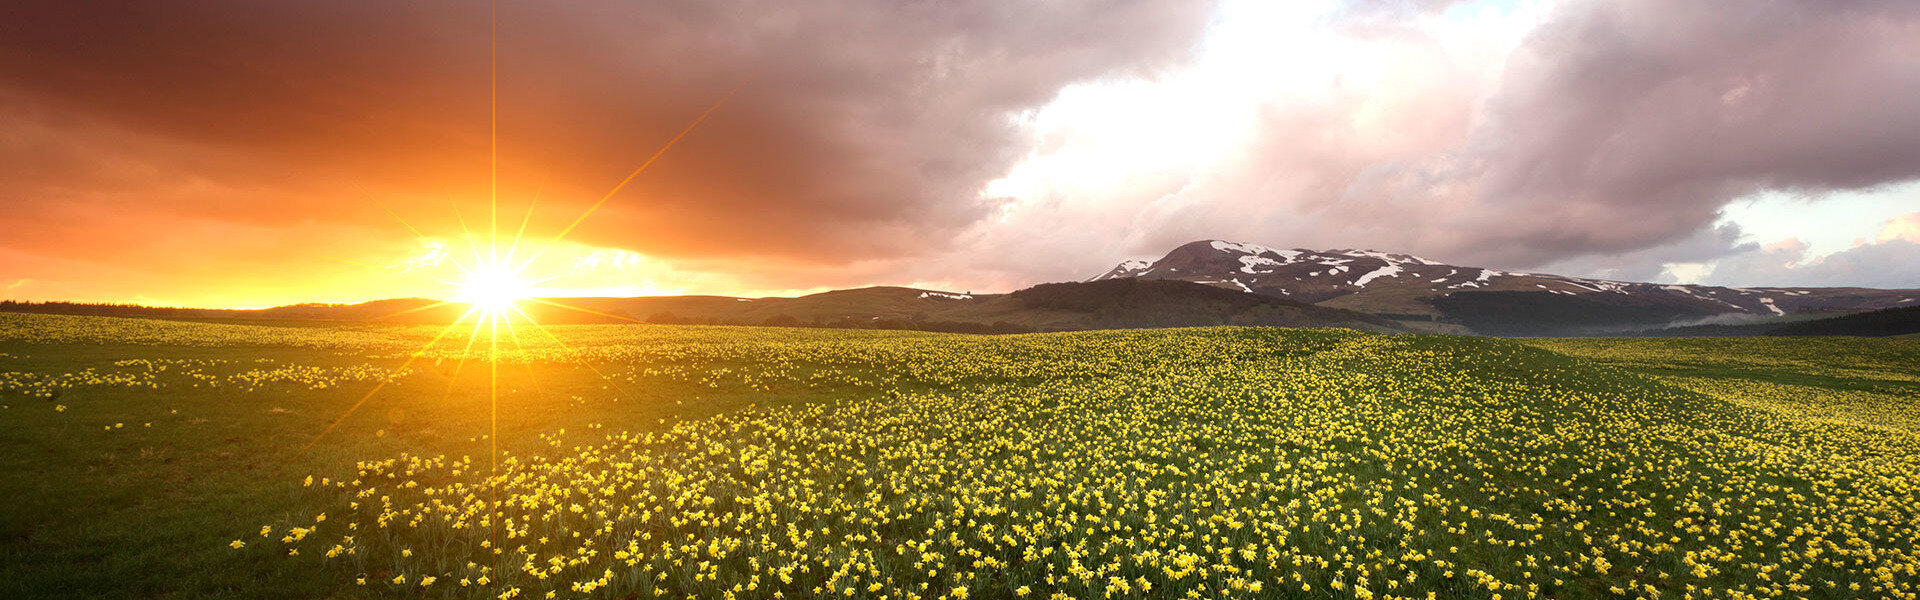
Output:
[[557, 281, 1404, 333], [1766, 305, 1920, 337], [1093, 240, 1920, 333], [1003, 279, 1405, 332]]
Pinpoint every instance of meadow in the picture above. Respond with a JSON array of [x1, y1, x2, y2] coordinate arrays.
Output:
[[1, 312, 1917, 599]]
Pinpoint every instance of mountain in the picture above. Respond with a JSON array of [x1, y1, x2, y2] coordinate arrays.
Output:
[[1092, 240, 1920, 334]]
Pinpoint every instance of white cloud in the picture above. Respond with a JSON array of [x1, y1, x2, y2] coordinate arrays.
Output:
[[1691, 214, 1920, 288]]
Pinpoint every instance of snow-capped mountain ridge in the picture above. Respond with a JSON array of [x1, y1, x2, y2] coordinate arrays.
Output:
[[1091, 240, 1920, 319]]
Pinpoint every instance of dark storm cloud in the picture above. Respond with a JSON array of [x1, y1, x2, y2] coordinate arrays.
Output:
[[1383, 0, 1920, 266], [0, 0, 1213, 270]]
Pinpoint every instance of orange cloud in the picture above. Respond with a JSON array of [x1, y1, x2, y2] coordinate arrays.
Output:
[[1874, 212, 1920, 244]]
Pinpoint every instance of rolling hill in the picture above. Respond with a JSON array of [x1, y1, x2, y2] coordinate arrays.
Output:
[[0, 281, 1406, 334]]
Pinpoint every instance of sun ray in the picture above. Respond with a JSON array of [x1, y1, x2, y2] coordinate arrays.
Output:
[[274, 313, 473, 473], [513, 306, 638, 401], [503, 186, 542, 270], [375, 200, 433, 244], [379, 299, 457, 320], [451, 307, 490, 379], [526, 297, 653, 325], [501, 303, 527, 350], [528, 84, 742, 267], [488, 3, 504, 583], [447, 199, 490, 272], [489, 0, 501, 274]]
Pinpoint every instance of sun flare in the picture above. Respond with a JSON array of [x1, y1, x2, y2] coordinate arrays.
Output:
[[456, 264, 536, 312]]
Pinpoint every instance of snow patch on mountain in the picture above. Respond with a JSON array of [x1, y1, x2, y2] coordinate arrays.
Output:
[[1209, 240, 1278, 255], [1089, 259, 1153, 282], [1335, 249, 1441, 266], [1238, 255, 1286, 274], [1352, 265, 1402, 287]]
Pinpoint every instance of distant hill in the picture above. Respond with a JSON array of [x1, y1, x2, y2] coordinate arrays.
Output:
[[0, 281, 1405, 334], [0, 299, 454, 323]]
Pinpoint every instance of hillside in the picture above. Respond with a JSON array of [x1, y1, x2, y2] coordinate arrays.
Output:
[[1766, 304, 1920, 336], [1003, 278, 1404, 331], [564, 280, 1404, 333]]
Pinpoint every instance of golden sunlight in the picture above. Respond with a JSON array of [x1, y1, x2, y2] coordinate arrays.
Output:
[[455, 263, 536, 313]]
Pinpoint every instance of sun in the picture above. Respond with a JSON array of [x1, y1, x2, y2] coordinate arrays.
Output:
[[456, 263, 536, 313]]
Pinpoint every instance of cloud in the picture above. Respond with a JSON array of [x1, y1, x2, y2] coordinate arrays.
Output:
[[937, 0, 1920, 287], [1413, 0, 1920, 266], [1697, 213, 1920, 289], [0, 0, 1213, 303], [1874, 212, 1920, 244], [5, 0, 1920, 304], [1322, 0, 1920, 265], [1701, 238, 1920, 289]]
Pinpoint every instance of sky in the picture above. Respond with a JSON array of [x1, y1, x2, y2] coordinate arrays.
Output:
[[2, 0, 1918, 307]]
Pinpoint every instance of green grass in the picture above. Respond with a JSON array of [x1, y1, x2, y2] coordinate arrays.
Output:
[[1, 314, 1917, 599]]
